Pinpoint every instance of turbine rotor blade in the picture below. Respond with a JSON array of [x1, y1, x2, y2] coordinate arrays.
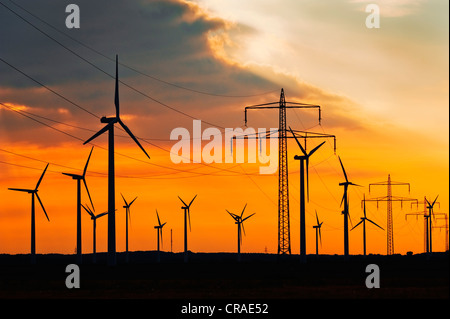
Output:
[[8, 188, 33, 193], [241, 222, 246, 237], [178, 196, 188, 207], [366, 218, 384, 230], [240, 203, 247, 218], [36, 193, 49, 222], [307, 141, 326, 157], [350, 220, 363, 231], [288, 126, 307, 156], [188, 210, 191, 232], [242, 213, 255, 222], [96, 211, 108, 219], [121, 193, 128, 207], [338, 156, 348, 183], [188, 194, 197, 208], [81, 204, 94, 218], [118, 119, 150, 159], [156, 209, 161, 226], [129, 196, 138, 207], [83, 146, 94, 177], [432, 195, 439, 207], [319, 227, 322, 246], [115, 55, 120, 118], [35, 163, 49, 191], [83, 122, 114, 145], [83, 178, 95, 212]]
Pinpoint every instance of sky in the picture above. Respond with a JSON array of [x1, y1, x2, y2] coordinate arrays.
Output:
[[0, 0, 448, 256]]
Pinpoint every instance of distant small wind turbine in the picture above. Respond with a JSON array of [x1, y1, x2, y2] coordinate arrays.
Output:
[[83, 55, 150, 266], [425, 195, 439, 253], [312, 210, 323, 255], [178, 195, 197, 263], [338, 156, 362, 258], [154, 209, 166, 262], [62, 146, 94, 264], [9, 163, 50, 264], [121, 193, 137, 263], [226, 204, 255, 262], [81, 204, 108, 264], [352, 194, 384, 256]]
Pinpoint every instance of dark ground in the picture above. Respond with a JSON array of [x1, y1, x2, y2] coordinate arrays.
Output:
[[0, 251, 448, 300]]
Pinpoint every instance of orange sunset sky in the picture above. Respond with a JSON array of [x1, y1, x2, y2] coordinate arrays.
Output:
[[0, 0, 448, 256]]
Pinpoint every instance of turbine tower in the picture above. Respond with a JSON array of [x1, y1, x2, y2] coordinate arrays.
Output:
[[226, 204, 255, 261], [8, 163, 50, 264], [178, 195, 197, 263], [338, 156, 361, 258], [289, 126, 325, 261], [312, 211, 323, 255], [354, 194, 384, 256], [121, 193, 137, 263], [83, 55, 150, 266], [154, 209, 166, 263], [62, 146, 94, 264], [244, 89, 323, 255], [82, 204, 108, 264]]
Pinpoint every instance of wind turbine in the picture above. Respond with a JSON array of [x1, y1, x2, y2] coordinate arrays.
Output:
[[121, 193, 137, 263], [312, 210, 323, 255], [289, 127, 325, 260], [81, 204, 108, 264], [8, 163, 50, 264], [178, 195, 197, 263], [62, 146, 94, 264], [425, 195, 439, 253], [338, 156, 361, 258], [352, 194, 384, 256], [83, 55, 150, 266], [154, 209, 166, 262], [226, 204, 255, 262]]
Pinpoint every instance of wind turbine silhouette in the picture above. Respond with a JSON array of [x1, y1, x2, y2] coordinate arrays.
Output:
[[81, 204, 108, 264], [83, 55, 150, 266], [352, 194, 384, 256], [9, 163, 49, 264], [62, 146, 94, 264], [226, 204, 255, 262], [338, 156, 361, 258], [154, 209, 166, 263], [312, 210, 323, 255], [178, 195, 197, 263], [289, 126, 325, 260], [121, 193, 137, 263], [425, 195, 439, 253]]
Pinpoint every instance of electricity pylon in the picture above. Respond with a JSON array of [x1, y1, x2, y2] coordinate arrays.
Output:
[[364, 174, 417, 255], [243, 89, 335, 255], [434, 214, 449, 252]]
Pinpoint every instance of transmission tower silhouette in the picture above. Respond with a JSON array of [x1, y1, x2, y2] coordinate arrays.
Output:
[[243, 88, 325, 255], [364, 174, 417, 255]]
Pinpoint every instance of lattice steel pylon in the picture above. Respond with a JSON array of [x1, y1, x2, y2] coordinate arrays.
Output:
[[244, 88, 323, 254], [365, 174, 417, 255]]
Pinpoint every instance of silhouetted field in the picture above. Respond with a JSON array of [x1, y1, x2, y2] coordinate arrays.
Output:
[[0, 251, 448, 299]]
